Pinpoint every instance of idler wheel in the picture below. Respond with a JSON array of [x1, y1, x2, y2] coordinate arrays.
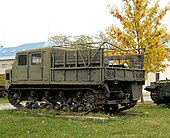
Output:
[[13, 92, 21, 100], [70, 105, 78, 112], [46, 103, 53, 110], [78, 104, 85, 112], [54, 104, 60, 111], [88, 95, 95, 103], [39, 103, 46, 109], [85, 103, 93, 112], [31, 102, 39, 109], [62, 104, 69, 112], [25, 102, 39, 109], [25, 102, 32, 109]]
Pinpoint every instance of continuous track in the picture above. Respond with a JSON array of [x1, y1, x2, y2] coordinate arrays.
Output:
[[7, 88, 138, 114]]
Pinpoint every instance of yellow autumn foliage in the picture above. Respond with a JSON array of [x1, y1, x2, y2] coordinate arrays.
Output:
[[107, 0, 170, 73]]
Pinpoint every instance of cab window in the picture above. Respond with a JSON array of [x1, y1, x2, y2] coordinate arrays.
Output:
[[18, 54, 27, 66], [31, 53, 42, 65]]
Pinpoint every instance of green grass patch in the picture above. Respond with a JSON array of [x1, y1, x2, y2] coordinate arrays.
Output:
[[0, 97, 8, 103], [1, 102, 170, 138]]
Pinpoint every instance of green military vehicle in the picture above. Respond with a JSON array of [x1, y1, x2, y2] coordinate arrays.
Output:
[[5, 43, 145, 113], [145, 79, 170, 105], [0, 74, 5, 97]]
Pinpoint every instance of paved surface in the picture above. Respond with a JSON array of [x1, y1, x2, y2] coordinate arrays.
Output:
[[143, 93, 152, 101], [0, 103, 16, 110]]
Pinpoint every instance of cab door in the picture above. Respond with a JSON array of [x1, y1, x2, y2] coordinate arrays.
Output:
[[29, 52, 43, 81], [16, 54, 28, 81]]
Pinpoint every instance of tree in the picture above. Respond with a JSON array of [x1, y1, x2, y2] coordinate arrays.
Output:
[[49, 32, 117, 49], [96, 31, 111, 42], [107, 0, 170, 73], [49, 34, 96, 48], [49, 34, 71, 45], [70, 35, 95, 49]]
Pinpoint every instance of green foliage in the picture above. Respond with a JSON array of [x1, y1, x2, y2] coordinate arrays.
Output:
[[107, 0, 170, 73], [156, 103, 170, 109]]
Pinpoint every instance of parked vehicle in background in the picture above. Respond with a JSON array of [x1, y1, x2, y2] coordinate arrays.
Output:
[[145, 79, 170, 105]]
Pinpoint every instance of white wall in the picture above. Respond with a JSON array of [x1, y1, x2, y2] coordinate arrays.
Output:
[[143, 72, 155, 94], [160, 64, 170, 80], [144, 60, 170, 93], [0, 60, 14, 74]]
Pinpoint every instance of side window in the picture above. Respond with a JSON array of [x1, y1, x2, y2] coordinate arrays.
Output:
[[2, 64, 7, 68], [31, 53, 42, 65], [6, 73, 10, 80], [18, 54, 27, 66]]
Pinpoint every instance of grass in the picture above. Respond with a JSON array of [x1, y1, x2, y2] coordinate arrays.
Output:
[[0, 102, 170, 138], [0, 97, 9, 103]]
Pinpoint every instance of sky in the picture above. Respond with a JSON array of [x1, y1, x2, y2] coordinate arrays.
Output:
[[0, 0, 169, 47]]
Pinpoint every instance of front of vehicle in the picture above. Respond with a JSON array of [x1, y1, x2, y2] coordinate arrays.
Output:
[[145, 80, 170, 105]]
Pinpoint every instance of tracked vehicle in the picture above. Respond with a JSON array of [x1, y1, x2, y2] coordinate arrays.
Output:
[[5, 42, 145, 113], [145, 79, 170, 105]]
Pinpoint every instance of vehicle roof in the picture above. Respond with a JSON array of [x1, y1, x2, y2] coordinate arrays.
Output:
[[16, 45, 76, 54]]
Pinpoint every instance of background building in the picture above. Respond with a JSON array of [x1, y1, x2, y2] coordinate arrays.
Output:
[[0, 41, 56, 74]]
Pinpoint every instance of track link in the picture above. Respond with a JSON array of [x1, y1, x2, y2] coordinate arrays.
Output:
[[8, 89, 138, 114]]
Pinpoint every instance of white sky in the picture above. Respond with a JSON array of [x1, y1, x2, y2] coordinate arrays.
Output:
[[0, 0, 169, 47]]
